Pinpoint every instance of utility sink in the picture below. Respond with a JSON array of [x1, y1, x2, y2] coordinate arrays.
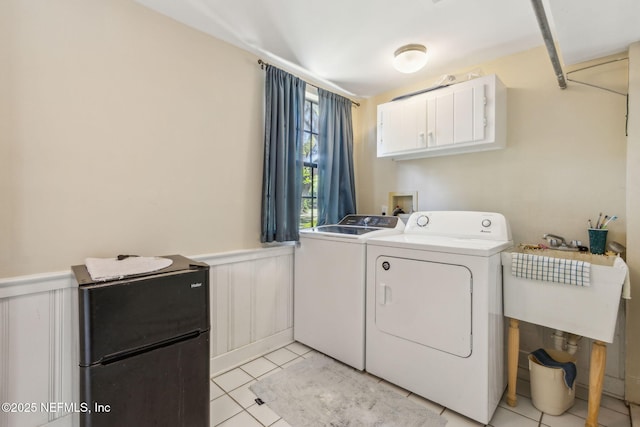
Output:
[[501, 249, 628, 343]]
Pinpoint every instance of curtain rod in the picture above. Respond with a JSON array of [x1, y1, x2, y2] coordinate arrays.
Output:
[[258, 59, 360, 107]]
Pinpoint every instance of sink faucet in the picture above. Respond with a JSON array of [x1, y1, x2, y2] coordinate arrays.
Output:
[[543, 234, 584, 251], [543, 233, 566, 246]]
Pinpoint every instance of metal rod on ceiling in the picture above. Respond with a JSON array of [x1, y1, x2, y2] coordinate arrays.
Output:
[[530, 0, 567, 89], [258, 59, 360, 107]]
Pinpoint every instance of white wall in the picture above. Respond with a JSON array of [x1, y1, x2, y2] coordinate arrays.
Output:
[[1, 0, 266, 278]]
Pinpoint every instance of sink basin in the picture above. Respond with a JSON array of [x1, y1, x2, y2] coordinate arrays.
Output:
[[501, 249, 628, 343]]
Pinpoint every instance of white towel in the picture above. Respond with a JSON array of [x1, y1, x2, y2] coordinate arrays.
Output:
[[85, 256, 173, 282], [511, 253, 590, 286], [614, 256, 631, 299]]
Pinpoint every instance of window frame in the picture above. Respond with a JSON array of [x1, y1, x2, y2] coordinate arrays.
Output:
[[300, 90, 319, 229]]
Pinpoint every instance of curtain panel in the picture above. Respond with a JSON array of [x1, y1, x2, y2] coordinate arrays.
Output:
[[260, 65, 306, 242], [317, 89, 357, 226]]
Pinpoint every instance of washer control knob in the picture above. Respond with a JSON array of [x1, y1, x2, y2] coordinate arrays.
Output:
[[416, 215, 429, 227], [481, 219, 492, 228]]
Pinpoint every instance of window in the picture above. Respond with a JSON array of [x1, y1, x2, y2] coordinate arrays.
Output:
[[300, 93, 319, 229]]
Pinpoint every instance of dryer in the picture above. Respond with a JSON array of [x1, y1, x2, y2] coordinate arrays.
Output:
[[294, 215, 404, 370], [365, 211, 512, 424]]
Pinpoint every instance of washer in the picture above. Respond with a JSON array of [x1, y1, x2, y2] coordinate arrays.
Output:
[[294, 215, 404, 370], [365, 211, 512, 424]]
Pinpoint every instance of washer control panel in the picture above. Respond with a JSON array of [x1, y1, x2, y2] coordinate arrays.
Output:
[[338, 215, 399, 229]]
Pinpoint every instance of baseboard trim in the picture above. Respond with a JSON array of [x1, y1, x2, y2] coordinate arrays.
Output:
[[211, 328, 294, 376]]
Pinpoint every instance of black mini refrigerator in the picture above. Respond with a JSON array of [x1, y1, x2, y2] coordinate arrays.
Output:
[[72, 255, 210, 427]]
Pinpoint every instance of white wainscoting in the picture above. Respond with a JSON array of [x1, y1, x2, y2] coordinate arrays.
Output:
[[199, 246, 295, 375], [0, 272, 77, 427], [0, 246, 294, 427]]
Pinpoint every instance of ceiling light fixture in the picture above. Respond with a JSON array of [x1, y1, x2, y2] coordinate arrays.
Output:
[[393, 44, 428, 74]]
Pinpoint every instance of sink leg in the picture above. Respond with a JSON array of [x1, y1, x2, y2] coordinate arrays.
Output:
[[506, 318, 519, 407], [585, 340, 606, 427]]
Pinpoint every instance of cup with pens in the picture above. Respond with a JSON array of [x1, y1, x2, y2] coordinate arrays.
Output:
[[588, 213, 617, 255]]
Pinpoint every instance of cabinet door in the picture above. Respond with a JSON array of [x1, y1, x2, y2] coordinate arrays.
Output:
[[453, 84, 486, 144], [472, 83, 487, 141], [377, 98, 427, 156], [454, 87, 474, 143], [426, 81, 487, 147], [405, 97, 427, 151], [378, 101, 404, 155], [428, 93, 454, 146]]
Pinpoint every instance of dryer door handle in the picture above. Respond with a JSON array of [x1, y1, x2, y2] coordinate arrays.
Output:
[[377, 283, 391, 305]]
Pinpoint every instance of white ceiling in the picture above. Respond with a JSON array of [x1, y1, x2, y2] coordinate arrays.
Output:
[[135, 0, 640, 98]]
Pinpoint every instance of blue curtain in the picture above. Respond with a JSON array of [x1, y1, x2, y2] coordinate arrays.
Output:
[[260, 65, 306, 242], [317, 89, 357, 225]]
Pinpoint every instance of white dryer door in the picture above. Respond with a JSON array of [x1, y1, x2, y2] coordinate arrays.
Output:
[[374, 256, 472, 357]]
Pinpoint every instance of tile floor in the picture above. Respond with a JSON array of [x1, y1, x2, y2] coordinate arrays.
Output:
[[210, 342, 632, 427]]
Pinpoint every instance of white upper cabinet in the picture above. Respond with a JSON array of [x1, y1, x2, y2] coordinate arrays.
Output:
[[377, 74, 506, 159]]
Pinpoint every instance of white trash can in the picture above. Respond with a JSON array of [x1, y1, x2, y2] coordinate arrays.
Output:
[[528, 348, 576, 415]]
